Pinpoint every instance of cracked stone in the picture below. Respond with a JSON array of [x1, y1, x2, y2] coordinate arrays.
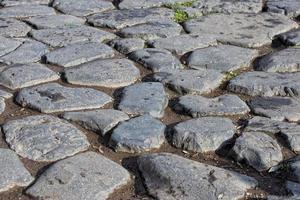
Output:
[[0, 36, 22, 57], [267, 0, 300, 18], [0, 4, 56, 18], [0, 18, 31, 38], [109, 38, 145, 54]]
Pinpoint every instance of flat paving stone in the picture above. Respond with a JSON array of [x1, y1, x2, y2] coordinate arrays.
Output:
[[228, 71, 300, 97], [0, 148, 34, 192], [118, 0, 195, 9], [0, 63, 59, 90], [172, 117, 235, 153], [52, 0, 115, 17], [152, 69, 225, 94], [0, 4, 56, 18], [16, 83, 112, 113], [3, 115, 90, 162], [0, 36, 21, 57], [256, 48, 300, 72], [267, 0, 300, 18], [0, 90, 12, 99], [65, 58, 140, 87], [183, 13, 298, 48], [118, 82, 168, 118], [110, 115, 166, 153], [109, 38, 145, 54], [1, 0, 50, 6], [187, 45, 258, 72], [87, 7, 173, 29], [45, 42, 115, 68], [276, 29, 300, 46], [231, 131, 283, 171], [30, 26, 116, 48], [249, 97, 300, 122], [0, 18, 31, 38], [26, 152, 131, 200], [129, 48, 183, 72], [63, 109, 129, 136], [0, 98, 5, 114], [138, 153, 258, 200]]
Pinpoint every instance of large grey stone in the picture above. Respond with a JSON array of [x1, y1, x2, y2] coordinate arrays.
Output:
[[0, 36, 21, 57], [109, 38, 145, 54], [138, 153, 258, 200], [63, 109, 129, 136], [118, 82, 168, 118], [172, 117, 235, 152], [276, 29, 300, 46], [187, 45, 258, 72], [0, 90, 12, 99], [0, 18, 31, 38], [270, 156, 300, 183], [267, 0, 300, 18], [0, 98, 5, 114], [152, 69, 225, 94], [110, 115, 166, 153], [65, 58, 140, 87], [16, 83, 112, 113], [1, 0, 50, 6], [287, 181, 300, 199], [45, 42, 115, 68], [26, 152, 131, 200], [175, 94, 250, 117], [183, 13, 298, 48], [3, 115, 90, 162], [129, 48, 183, 72], [0, 4, 56, 18], [118, 0, 195, 9], [0, 148, 34, 192]]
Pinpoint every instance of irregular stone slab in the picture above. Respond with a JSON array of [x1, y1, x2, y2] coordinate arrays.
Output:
[[16, 83, 112, 113], [176, 94, 250, 117], [187, 45, 258, 72], [109, 38, 145, 54], [0, 18, 31, 38], [118, 0, 194, 9], [0, 90, 12, 99], [276, 29, 300, 46], [267, 0, 300, 18], [129, 48, 183, 72], [183, 13, 298, 48], [0, 36, 21, 57], [87, 7, 173, 29], [25, 15, 85, 29], [172, 117, 235, 152], [118, 20, 183, 40], [231, 131, 283, 171], [0, 98, 5, 114], [0, 63, 59, 90], [110, 115, 166, 153], [228, 71, 300, 97], [0, 39, 49, 64], [1, 0, 50, 6], [45, 42, 115, 68], [256, 48, 300, 72], [118, 82, 168, 118], [148, 34, 217, 55], [63, 109, 129, 136], [65, 58, 140, 87], [152, 69, 225, 94], [3, 115, 90, 162], [249, 97, 300, 122], [52, 0, 115, 17], [30, 26, 116, 48], [0, 4, 56, 18], [0, 148, 33, 192], [26, 152, 131, 200], [138, 153, 257, 200]]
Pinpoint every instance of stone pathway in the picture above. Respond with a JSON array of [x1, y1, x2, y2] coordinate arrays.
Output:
[[0, 1, 299, 200]]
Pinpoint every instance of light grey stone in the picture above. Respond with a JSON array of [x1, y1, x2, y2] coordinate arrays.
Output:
[[129, 48, 183, 72], [118, 82, 168, 118], [16, 83, 112, 113], [1, 0, 50, 6], [118, 0, 196, 9], [30, 26, 116, 48], [45, 42, 115, 68], [3, 115, 90, 162], [63, 109, 129, 136], [26, 152, 131, 200], [0, 98, 5, 114], [0, 148, 34, 192], [0, 18, 31, 38], [0, 36, 21, 57], [231, 131, 283, 171], [0, 4, 56, 18], [109, 38, 145, 54], [0, 90, 12, 99], [110, 115, 166, 153], [65, 58, 140, 87], [138, 153, 258, 200], [152, 69, 225, 94], [276, 29, 300, 46], [187, 45, 258, 72], [267, 0, 300, 18]]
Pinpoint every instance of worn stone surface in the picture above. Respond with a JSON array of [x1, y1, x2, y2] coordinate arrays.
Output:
[[175, 94, 250, 117], [0, 36, 21, 57], [109, 38, 145, 54], [1, 0, 50, 6], [276, 29, 300, 46], [45, 42, 115, 68], [26, 152, 131, 200], [267, 0, 300, 18], [110, 115, 166, 153], [138, 153, 258, 200], [129, 48, 183, 72], [0, 4, 56, 18], [0, 18, 31, 38], [63, 109, 129, 136], [3, 115, 90, 162], [118, 82, 168, 118], [65, 58, 140, 87], [0, 148, 34, 192], [16, 83, 112, 113], [187, 45, 258, 72], [118, 0, 195, 9], [287, 181, 300, 198], [0, 90, 12, 99], [0, 98, 5, 114]]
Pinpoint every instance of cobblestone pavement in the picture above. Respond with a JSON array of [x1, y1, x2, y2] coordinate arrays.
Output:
[[0, 0, 299, 200]]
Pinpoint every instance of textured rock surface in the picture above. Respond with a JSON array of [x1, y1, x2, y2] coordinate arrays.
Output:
[[276, 29, 300, 46], [0, 18, 31, 38], [0, 36, 22, 57], [118, 0, 194, 9], [0, 4, 55, 18], [109, 38, 145, 54], [267, 0, 300, 18], [1, 0, 50, 6], [0, 90, 12, 99], [0, 98, 5, 114]]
